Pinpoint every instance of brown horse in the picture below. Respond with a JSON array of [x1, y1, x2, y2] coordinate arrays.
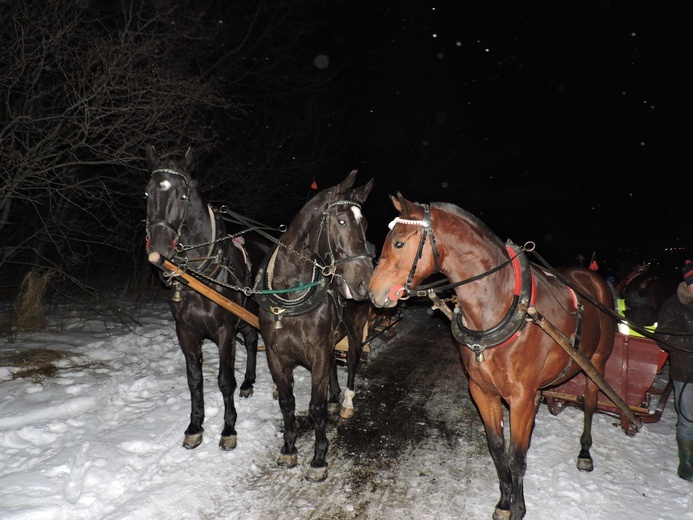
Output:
[[368, 194, 615, 520]]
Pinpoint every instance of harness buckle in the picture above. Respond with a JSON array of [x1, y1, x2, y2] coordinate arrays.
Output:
[[471, 344, 486, 362], [270, 306, 285, 329]]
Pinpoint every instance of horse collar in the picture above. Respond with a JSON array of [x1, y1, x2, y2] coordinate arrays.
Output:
[[451, 241, 534, 361], [253, 243, 330, 327]]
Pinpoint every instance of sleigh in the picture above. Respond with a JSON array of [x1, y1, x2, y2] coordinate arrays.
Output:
[[542, 332, 672, 435]]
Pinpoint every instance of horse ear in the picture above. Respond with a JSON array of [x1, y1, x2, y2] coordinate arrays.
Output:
[[145, 144, 158, 170], [337, 170, 357, 193], [353, 178, 374, 203], [184, 147, 196, 174], [391, 192, 404, 213]]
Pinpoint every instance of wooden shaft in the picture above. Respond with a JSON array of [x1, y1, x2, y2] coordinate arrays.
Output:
[[148, 251, 260, 330], [524, 305, 643, 430]]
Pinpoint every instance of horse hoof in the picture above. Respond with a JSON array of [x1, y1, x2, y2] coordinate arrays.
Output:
[[577, 457, 594, 472], [305, 465, 328, 482], [327, 402, 340, 414], [339, 406, 354, 419], [183, 432, 203, 449], [277, 453, 298, 468], [219, 435, 237, 451], [492, 508, 511, 520], [240, 386, 254, 398]]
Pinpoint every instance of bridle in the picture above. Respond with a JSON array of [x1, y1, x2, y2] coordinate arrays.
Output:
[[316, 199, 374, 274], [387, 204, 440, 299], [145, 167, 192, 248]]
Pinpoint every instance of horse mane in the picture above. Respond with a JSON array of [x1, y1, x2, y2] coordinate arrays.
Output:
[[281, 189, 331, 249], [281, 179, 361, 248], [431, 201, 507, 249]]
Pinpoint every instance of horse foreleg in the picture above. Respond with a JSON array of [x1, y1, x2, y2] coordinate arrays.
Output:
[[578, 376, 599, 471], [217, 330, 239, 451], [504, 391, 542, 520], [469, 382, 511, 520], [267, 356, 298, 468], [306, 363, 331, 482], [179, 328, 205, 449], [238, 324, 258, 398]]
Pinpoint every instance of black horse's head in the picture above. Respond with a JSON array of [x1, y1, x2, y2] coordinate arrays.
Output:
[[144, 145, 197, 260], [312, 170, 375, 301]]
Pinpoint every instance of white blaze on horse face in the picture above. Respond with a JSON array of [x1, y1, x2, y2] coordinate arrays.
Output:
[[159, 179, 173, 191], [351, 206, 363, 222]]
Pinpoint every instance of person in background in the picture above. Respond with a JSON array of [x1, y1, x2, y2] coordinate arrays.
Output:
[[655, 261, 693, 482]]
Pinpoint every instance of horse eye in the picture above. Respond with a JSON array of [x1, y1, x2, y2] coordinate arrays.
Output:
[[394, 241, 404, 249], [181, 194, 187, 200], [338, 219, 346, 226], [144, 192, 149, 199]]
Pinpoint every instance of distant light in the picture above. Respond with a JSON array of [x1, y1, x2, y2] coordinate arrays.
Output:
[[456, 41, 461, 47], [314, 54, 329, 70], [640, 142, 645, 146], [433, 34, 438, 38], [441, 182, 449, 189], [485, 48, 490, 52]]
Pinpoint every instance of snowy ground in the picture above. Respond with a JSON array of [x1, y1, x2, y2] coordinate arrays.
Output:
[[0, 298, 691, 520]]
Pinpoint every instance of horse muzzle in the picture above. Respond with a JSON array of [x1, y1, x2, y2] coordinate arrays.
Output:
[[368, 290, 396, 309]]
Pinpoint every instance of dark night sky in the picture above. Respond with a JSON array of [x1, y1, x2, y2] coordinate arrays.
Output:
[[315, 1, 691, 274]]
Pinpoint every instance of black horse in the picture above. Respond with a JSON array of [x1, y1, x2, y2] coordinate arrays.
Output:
[[145, 145, 271, 450], [255, 170, 374, 482]]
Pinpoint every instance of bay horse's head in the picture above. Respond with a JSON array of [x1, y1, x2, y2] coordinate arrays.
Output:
[[369, 192, 438, 308], [144, 145, 197, 260], [311, 170, 375, 301]]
